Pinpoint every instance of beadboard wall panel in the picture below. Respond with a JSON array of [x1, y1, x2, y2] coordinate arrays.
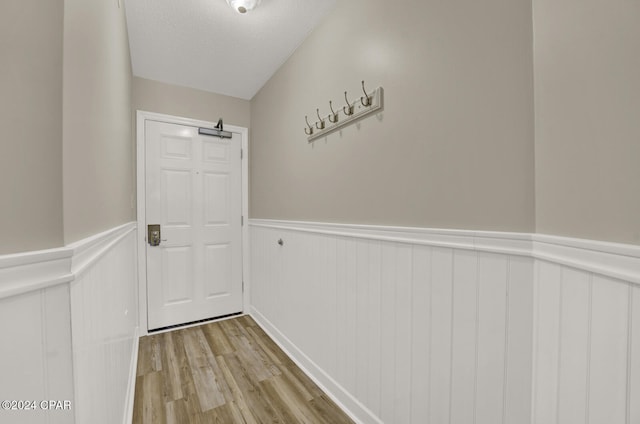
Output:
[[505, 256, 535, 424], [531, 259, 640, 424], [0, 285, 74, 424], [70, 227, 138, 424], [249, 221, 534, 424], [250, 220, 640, 424], [0, 250, 74, 424]]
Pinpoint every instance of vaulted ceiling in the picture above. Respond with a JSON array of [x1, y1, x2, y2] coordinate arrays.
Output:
[[124, 0, 337, 100]]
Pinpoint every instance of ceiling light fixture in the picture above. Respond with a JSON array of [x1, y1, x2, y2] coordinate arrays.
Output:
[[226, 0, 261, 14]]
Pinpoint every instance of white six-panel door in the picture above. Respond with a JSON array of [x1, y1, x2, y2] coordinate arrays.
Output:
[[145, 119, 243, 330]]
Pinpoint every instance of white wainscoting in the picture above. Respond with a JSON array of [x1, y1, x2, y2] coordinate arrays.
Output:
[[0, 222, 138, 424], [68, 224, 139, 424], [531, 237, 640, 424], [250, 220, 535, 424], [0, 248, 75, 424], [249, 219, 640, 424]]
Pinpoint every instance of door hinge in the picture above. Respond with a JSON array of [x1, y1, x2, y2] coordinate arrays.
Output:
[[240, 148, 243, 159], [241, 216, 244, 226], [242, 280, 244, 292]]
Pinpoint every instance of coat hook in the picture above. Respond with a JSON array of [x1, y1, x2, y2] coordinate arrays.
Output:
[[304, 116, 314, 135], [360, 80, 372, 107], [328, 101, 339, 123], [343, 91, 354, 116], [315, 108, 325, 129]]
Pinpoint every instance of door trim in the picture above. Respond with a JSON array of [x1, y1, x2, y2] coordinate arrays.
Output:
[[135, 110, 250, 335]]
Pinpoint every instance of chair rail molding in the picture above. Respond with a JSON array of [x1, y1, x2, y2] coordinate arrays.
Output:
[[67, 222, 137, 276], [532, 233, 640, 284], [0, 248, 73, 300], [250, 219, 640, 284]]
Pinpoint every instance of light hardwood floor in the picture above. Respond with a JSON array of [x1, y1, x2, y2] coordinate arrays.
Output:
[[133, 315, 354, 423]]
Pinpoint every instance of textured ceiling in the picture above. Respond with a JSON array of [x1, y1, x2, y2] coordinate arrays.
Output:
[[125, 0, 337, 100]]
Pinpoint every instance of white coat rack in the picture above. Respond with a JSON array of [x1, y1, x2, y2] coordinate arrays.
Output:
[[305, 81, 384, 142]]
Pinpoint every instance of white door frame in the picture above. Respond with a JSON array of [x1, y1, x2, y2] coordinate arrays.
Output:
[[136, 110, 250, 335]]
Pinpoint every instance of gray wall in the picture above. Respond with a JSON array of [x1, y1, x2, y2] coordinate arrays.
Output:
[[533, 0, 640, 245], [133, 77, 251, 129], [250, 0, 536, 232], [63, 0, 134, 244], [0, 0, 134, 253], [3, 0, 637, 251], [0, 0, 64, 254]]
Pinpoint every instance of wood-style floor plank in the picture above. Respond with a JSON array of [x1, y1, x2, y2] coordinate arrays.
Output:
[[216, 354, 259, 424], [223, 351, 283, 424], [136, 336, 152, 377], [133, 315, 354, 424], [165, 398, 189, 424], [203, 322, 234, 356], [219, 319, 276, 382], [133, 376, 144, 423], [142, 372, 166, 423], [182, 329, 227, 411], [161, 331, 183, 402]]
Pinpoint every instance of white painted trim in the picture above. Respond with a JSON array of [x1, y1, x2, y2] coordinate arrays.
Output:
[[136, 110, 250, 335], [534, 233, 640, 258], [0, 248, 73, 300], [67, 222, 137, 277], [250, 219, 533, 256], [0, 248, 72, 269], [249, 306, 381, 424], [0, 222, 138, 300], [249, 219, 640, 285], [123, 327, 140, 424], [241, 125, 250, 316], [136, 111, 148, 335], [532, 234, 640, 284]]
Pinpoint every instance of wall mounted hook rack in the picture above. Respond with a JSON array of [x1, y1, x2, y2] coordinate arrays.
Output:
[[306, 81, 384, 142]]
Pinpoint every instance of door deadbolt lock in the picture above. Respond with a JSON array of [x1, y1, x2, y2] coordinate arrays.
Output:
[[148, 224, 161, 246]]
